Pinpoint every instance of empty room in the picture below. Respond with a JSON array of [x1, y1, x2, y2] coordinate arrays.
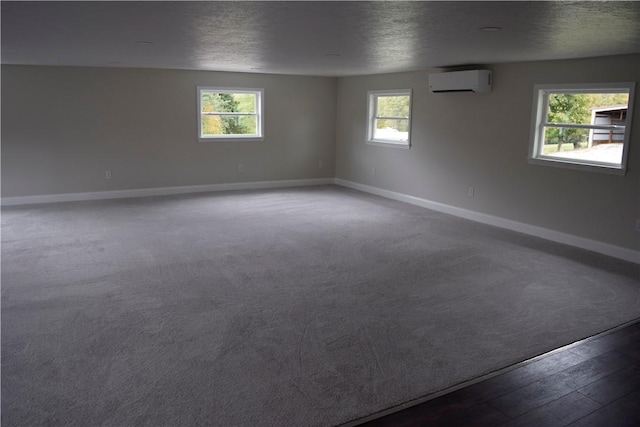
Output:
[[2, 1, 639, 426]]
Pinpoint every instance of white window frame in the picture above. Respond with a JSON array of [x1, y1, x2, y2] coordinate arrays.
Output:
[[528, 82, 635, 175], [197, 87, 264, 141], [367, 89, 412, 149]]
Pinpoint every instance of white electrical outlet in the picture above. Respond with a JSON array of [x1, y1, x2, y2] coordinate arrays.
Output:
[[468, 187, 474, 197], [372, 167, 376, 176], [105, 170, 112, 180], [318, 160, 324, 169], [238, 164, 244, 173]]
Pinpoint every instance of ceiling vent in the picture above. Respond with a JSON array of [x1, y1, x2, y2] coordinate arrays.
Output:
[[428, 70, 492, 93]]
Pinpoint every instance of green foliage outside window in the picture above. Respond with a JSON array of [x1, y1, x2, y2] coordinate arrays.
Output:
[[545, 93, 628, 150], [376, 95, 410, 132], [201, 92, 257, 136]]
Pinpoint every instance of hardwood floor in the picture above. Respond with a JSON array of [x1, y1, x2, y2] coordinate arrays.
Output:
[[357, 320, 640, 427]]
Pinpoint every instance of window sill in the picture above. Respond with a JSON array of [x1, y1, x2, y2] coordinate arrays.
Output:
[[528, 157, 626, 176], [199, 136, 264, 143], [366, 140, 411, 149]]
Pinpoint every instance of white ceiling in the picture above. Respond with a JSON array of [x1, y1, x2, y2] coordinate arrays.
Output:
[[2, 1, 639, 77]]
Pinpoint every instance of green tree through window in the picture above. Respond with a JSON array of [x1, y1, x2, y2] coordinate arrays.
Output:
[[367, 89, 412, 146], [199, 88, 262, 139], [529, 82, 634, 174], [376, 95, 410, 132], [546, 93, 628, 151]]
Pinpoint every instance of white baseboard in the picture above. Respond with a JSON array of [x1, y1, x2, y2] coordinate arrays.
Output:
[[335, 178, 639, 264], [3, 177, 637, 263], [0, 178, 335, 207]]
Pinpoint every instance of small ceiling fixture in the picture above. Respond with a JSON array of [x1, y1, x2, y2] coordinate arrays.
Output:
[[135, 41, 153, 45], [479, 27, 502, 32]]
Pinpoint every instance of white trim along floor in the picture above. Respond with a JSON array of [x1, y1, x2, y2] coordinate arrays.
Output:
[[2, 177, 637, 264]]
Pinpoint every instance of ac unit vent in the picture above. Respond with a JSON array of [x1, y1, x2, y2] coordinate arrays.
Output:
[[428, 70, 492, 93]]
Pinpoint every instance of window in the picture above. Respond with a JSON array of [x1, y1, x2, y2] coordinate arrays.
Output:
[[198, 87, 263, 140], [529, 82, 635, 174], [367, 89, 412, 148]]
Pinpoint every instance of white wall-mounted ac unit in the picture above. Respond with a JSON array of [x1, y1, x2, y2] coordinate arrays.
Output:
[[428, 70, 492, 93]]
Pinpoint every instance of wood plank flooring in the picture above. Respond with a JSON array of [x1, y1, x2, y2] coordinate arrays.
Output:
[[357, 320, 640, 427]]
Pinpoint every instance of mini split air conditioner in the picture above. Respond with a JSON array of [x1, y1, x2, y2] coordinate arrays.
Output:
[[428, 70, 492, 93]]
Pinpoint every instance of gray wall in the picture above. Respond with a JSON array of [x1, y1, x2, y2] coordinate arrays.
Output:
[[1, 65, 337, 196], [2, 56, 639, 251], [336, 54, 639, 251]]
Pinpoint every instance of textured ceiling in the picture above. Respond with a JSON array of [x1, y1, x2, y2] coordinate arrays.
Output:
[[2, 1, 639, 76]]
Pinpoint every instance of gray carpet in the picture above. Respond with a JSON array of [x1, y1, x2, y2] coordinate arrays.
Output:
[[2, 185, 639, 426]]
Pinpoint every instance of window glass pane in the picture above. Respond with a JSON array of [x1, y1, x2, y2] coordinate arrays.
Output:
[[542, 126, 622, 164], [546, 92, 629, 125], [202, 115, 222, 135], [198, 87, 262, 140], [367, 90, 411, 147], [376, 95, 410, 117], [529, 83, 634, 172], [201, 92, 256, 113], [374, 119, 409, 141], [233, 93, 257, 113], [202, 115, 257, 136], [231, 115, 257, 134]]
